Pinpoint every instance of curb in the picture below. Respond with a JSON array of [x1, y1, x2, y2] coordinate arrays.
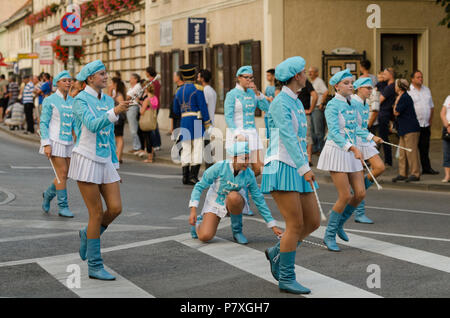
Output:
[[1, 125, 449, 193], [314, 174, 450, 193]]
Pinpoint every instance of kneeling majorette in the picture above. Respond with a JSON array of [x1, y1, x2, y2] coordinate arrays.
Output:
[[261, 56, 321, 295], [39, 70, 75, 218], [188, 139, 283, 245], [351, 77, 385, 224], [68, 60, 130, 280], [317, 69, 382, 252]]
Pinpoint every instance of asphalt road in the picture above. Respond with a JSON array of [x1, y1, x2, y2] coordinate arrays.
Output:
[[0, 130, 449, 299]]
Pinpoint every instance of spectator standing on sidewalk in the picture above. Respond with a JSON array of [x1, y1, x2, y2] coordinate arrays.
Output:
[[145, 67, 162, 150], [308, 66, 328, 154], [441, 95, 450, 183], [126, 73, 143, 155], [170, 71, 183, 132], [7, 75, 20, 106], [367, 71, 384, 137], [298, 78, 318, 165], [22, 75, 35, 134], [35, 73, 52, 116], [264, 69, 276, 140], [359, 59, 378, 87], [378, 68, 396, 167], [409, 70, 439, 175], [392, 79, 421, 182], [198, 69, 217, 169], [0, 74, 9, 121], [112, 77, 127, 164]]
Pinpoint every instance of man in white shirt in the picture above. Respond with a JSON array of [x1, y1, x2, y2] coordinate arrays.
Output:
[[308, 66, 328, 154], [198, 69, 217, 125], [198, 69, 217, 169], [408, 70, 439, 175]]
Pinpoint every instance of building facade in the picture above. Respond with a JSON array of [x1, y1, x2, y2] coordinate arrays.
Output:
[[146, 0, 449, 138], [0, 0, 33, 77]]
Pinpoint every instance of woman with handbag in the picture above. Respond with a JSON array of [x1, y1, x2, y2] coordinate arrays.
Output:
[[392, 79, 421, 182], [139, 85, 159, 163], [440, 95, 450, 182]]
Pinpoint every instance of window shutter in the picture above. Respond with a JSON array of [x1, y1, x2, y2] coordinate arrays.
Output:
[[148, 54, 155, 68], [251, 40, 262, 90], [162, 52, 171, 109], [205, 46, 214, 87], [230, 44, 240, 83], [223, 45, 232, 95], [180, 50, 185, 65]]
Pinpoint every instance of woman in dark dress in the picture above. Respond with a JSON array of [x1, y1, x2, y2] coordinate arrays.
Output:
[[112, 77, 127, 164]]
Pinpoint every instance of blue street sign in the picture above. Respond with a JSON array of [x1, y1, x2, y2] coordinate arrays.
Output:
[[188, 18, 206, 45], [60, 13, 82, 34]]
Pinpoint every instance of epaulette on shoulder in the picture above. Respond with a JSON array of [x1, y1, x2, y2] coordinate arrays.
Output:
[[175, 85, 184, 94], [194, 84, 204, 91]]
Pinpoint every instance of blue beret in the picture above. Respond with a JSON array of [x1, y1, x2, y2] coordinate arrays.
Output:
[[329, 69, 353, 86], [353, 77, 373, 90], [275, 56, 306, 82], [236, 66, 253, 77], [226, 141, 250, 157], [52, 70, 71, 86], [76, 60, 106, 81]]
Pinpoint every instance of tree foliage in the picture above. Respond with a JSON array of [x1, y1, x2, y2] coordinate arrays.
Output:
[[436, 0, 450, 28]]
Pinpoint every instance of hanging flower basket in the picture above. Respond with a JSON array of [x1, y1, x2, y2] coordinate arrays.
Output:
[[51, 35, 85, 65]]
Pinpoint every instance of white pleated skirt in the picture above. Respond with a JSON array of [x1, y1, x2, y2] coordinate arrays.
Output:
[[358, 142, 379, 161], [317, 141, 363, 173], [39, 140, 73, 158], [201, 187, 249, 219], [68, 152, 120, 184]]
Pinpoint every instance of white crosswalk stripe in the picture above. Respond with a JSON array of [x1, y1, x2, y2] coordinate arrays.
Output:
[[177, 236, 381, 298]]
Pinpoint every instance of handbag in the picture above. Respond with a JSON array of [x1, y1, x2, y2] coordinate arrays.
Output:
[[139, 106, 157, 131], [443, 127, 450, 142]]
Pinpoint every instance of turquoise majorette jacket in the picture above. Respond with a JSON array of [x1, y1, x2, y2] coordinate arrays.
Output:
[[173, 82, 212, 141], [40, 90, 75, 147], [264, 86, 311, 176], [351, 94, 375, 145], [325, 93, 373, 150], [189, 160, 277, 228], [72, 85, 119, 167], [224, 84, 270, 132]]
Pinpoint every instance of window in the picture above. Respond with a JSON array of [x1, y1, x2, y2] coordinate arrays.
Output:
[[240, 41, 252, 66]]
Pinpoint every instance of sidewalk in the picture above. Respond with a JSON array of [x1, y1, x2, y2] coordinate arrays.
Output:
[[1, 121, 449, 192]]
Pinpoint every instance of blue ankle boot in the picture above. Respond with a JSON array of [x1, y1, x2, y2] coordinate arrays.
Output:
[[87, 238, 115, 280], [337, 205, 357, 242], [79, 225, 107, 261], [242, 187, 254, 216], [265, 241, 302, 281], [278, 251, 311, 294], [355, 177, 374, 224], [323, 211, 342, 252], [354, 200, 374, 223], [190, 215, 203, 239], [42, 183, 56, 213], [230, 214, 248, 244], [56, 189, 74, 218]]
